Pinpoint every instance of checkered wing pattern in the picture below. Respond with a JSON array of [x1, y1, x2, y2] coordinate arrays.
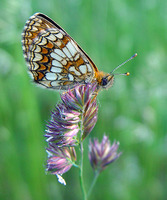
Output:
[[22, 13, 99, 90]]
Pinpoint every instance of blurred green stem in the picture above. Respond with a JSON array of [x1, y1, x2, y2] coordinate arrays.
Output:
[[87, 171, 99, 198], [79, 141, 87, 200], [79, 110, 87, 200]]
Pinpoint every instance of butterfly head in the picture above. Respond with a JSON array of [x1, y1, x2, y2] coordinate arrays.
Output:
[[96, 70, 130, 91], [95, 72, 114, 90], [100, 73, 114, 89]]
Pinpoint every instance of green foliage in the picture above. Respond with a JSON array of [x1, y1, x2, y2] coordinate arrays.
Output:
[[0, 0, 166, 199]]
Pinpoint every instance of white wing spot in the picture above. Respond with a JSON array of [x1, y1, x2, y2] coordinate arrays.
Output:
[[69, 66, 81, 76], [45, 73, 57, 80], [66, 41, 77, 56], [34, 22, 41, 27], [56, 32, 63, 39], [52, 60, 63, 68], [41, 31, 50, 37], [51, 81, 61, 87], [34, 45, 41, 52], [38, 37, 47, 45], [51, 67, 62, 73], [46, 34, 57, 41], [79, 65, 87, 74], [31, 26, 38, 32], [74, 53, 80, 61], [55, 40, 62, 47], [87, 64, 93, 73], [50, 52, 62, 61], [61, 59, 67, 65], [33, 62, 39, 70], [49, 29, 59, 34], [62, 46, 71, 59], [33, 53, 42, 61], [68, 74, 74, 81], [29, 20, 34, 26], [54, 49, 66, 58], [57, 73, 64, 79]]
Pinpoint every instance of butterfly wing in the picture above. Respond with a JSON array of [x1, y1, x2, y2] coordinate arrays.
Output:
[[22, 13, 99, 90]]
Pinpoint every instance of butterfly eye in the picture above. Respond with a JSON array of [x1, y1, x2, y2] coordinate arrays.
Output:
[[101, 77, 108, 86]]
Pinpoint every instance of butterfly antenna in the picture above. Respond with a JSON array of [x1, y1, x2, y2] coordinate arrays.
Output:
[[110, 53, 137, 75]]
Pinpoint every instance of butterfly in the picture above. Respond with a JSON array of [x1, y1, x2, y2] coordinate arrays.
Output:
[[22, 13, 136, 92]]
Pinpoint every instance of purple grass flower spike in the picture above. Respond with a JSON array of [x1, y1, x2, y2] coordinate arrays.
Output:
[[82, 98, 98, 140], [45, 103, 80, 147], [45, 83, 98, 147], [45, 83, 98, 184], [89, 135, 122, 173], [46, 144, 76, 174], [46, 145, 76, 185]]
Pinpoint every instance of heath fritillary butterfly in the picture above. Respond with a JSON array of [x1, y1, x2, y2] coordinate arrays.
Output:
[[22, 13, 137, 92]]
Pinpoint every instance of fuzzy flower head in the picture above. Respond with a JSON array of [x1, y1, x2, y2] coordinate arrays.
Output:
[[45, 103, 80, 147], [45, 83, 98, 147], [89, 135, 121, 173], [46, 144, 76, 174], [61, 83, 98, 140], [46, 144, 76, 185], [45, 84, 98, 184]]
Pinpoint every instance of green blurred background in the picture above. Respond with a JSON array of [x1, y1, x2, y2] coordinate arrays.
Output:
[[0, 0, 166, 199]]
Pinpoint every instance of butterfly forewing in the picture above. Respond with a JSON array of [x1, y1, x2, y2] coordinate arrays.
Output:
[[22, 13, 98, 90]]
